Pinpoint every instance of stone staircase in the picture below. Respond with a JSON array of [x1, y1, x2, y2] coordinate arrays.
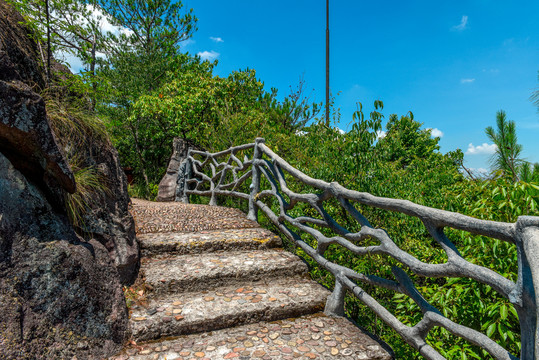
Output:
[[112, 199, 392, 360]]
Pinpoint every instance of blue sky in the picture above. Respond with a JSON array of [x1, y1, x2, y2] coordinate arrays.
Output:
[[179, 0, 539, 174]]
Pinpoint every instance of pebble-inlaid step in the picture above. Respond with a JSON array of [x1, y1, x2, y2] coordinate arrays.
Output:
[[131, 199, 259, 234], [115, 313, 392, 360], [142, 249, 309, 295], [113, 199, 393, 359], [139, 228, 281, 257], [130, 279, 330, 342]]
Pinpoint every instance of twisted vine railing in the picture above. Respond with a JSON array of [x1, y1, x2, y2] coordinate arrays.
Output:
[[177, 138, 539, 360]]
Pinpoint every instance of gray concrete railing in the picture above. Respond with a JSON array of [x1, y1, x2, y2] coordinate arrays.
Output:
[[178, 138, 539, 360]]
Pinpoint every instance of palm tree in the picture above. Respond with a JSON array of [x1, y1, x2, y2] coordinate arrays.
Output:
[[485, 110, 523, 182]]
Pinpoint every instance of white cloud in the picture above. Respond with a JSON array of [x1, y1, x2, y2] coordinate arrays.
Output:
[[376, 130, 387, 139], [460, 78, 475, 84], [197, 50, 220, 61], [428, 128, 444, 138], [466, 143, 498, 155], [210, 36, 224, 43], [452, 15, 468, 31], [336, 127, 346, 134]]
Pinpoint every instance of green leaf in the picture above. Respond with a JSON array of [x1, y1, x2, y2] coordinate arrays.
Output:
[[486, 323, 496, 338]]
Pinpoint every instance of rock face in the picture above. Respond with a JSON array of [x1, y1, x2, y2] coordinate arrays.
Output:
[[0, 0, 45, 87], [157, 137, 199, 202], [78, 137, 139, 284], [0, 80, 76, 209], [0, 0, 131, 358], [0, 152, 128, 359]]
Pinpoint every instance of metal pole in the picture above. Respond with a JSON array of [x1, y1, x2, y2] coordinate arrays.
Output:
[[325, 0, 330, 126]]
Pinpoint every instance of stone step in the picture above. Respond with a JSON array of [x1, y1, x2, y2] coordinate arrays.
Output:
[[142, 249, 309, 296], [129, 278, 331, 342], [138, 228, 281, 257], [113, 313, 393, 360]]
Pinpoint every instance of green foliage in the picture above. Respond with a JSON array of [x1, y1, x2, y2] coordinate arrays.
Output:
[[244, 102, 535, 359], [66, 159, 109, 229], [485, 110, 523, 181], [127, 183, 159, 201]]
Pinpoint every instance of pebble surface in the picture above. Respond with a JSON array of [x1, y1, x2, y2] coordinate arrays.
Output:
[[111, 199, 393, 359], [131, 199, 258, 234], [114, 314, 392, 360]]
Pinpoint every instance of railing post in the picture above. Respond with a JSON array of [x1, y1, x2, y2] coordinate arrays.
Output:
[[324, 277, 346, 317], [248, 138, 265, 222], [516, 216, 539, 359], [175, 150, 192, 204]]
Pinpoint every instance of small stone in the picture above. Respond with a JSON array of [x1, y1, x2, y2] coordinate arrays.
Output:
[[175, 315, 184, 321], [194, 352, 205, 358], [256, 289, 267, 294], [281, 347, 293, 354], [305, 353, 317, 359], [224, 297, 232, 302], [204, 296, 214, 301], [173, 301, 182, 306], [133, 317, 146, 321], [139, 349, 151, 355], [341, 348, 353, 356], [331, 348, 339, 355], [244, 341, 254, 348], [253, 349, 266, 357], [173, 309, 182, 314], [224, 352, 239, 358], [162, 316, 172, 322], [180, 351, 191, 356], [206, 346, 216, 351], [315, 322, 324, 328], [297, 345, 310, 352], [269, 333, 279, 340], [146, 308, 157, 315], [323, 331, 332, 335]]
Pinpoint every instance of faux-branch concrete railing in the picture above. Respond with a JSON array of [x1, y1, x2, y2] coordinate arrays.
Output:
[[176, 138, 539, 360]]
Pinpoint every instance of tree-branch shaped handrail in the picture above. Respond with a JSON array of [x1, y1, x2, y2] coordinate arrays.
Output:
[[179, 138, 539, 360]]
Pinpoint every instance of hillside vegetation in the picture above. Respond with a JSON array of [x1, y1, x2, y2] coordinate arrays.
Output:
[[11, 0, 539, 358]]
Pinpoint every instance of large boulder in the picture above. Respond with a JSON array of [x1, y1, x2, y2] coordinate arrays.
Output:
[[0, 0, 133, 358], [0, 152, 128, 360], [77, 136, 139, 284], [0, 80, 76, 210], [0, 0, 45, 87], [157, 137, 200, 202]]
